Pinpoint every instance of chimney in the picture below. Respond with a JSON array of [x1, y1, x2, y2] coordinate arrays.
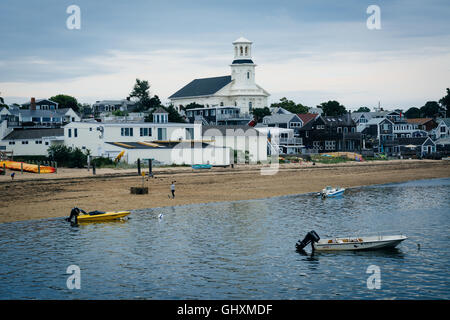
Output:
[[30, 97, 36, 110]]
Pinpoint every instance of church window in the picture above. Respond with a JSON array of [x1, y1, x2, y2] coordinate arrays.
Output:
[[220, 102, 224, 106], [240, 46, 243, 56], [245, 46, 248, 55], [249, 102, 252, 111], [247, 72, 250, 79]]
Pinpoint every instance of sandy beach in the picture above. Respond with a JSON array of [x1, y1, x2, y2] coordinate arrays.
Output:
[[0, 159, 449, 223]]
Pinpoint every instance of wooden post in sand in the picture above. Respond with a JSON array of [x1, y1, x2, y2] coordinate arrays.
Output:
[[38, 162, 40, 174], [137, 158, 141, 176]]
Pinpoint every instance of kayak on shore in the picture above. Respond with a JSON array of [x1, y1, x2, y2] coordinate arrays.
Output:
[[0, 160, 56, 173]]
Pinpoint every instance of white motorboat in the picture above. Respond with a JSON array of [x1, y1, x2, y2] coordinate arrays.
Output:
[[318, 186, 345, 198], [296, 230, 407, 252]]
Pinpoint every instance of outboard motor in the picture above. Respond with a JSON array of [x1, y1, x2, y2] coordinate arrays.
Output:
[[296, 230, 320, 251], [67, 207, 81, 223]]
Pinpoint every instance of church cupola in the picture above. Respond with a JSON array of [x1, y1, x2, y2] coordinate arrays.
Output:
[[153, 107, 168, 124], [232, 37, 254, 64], [230, 37, 256, 87]]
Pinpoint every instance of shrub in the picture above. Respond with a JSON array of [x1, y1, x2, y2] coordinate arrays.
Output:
[[47, 145, 88, 168]]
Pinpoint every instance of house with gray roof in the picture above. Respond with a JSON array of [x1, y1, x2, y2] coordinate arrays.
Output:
[[262, 114, 303, 134], [0, 128, 64, 156]]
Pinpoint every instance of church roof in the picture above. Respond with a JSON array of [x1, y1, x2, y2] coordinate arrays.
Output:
[[232, 59, 254, 64], [169, 76, 232, 99], [233, 37, 252, 44]]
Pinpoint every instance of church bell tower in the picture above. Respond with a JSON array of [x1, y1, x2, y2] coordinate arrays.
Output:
[[230, 37, 256, 88]]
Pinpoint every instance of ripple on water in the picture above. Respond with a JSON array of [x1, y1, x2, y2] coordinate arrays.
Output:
[[0, 178, 449, 299]]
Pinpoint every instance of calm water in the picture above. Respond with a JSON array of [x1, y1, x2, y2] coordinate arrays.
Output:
[[0, 178, 449, 300]]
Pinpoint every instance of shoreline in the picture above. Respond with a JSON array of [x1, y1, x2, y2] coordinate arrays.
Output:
[[1, 159, 449, 223]]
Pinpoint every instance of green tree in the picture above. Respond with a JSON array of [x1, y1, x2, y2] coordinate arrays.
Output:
[[405, 107, 421, 119], [251, 107, 271, 123], [166, 105, 186, 123], [112, 110, 129, 116], [129, 78, 151, 112], [50, 94, 79, 112], [270, 97, 309, 114], [144, 105, 185, 123], [319, 100, 347, 116], [420, 101, 442, 118], [439, 88, 450, 116], [47, 145, 87, 168], [0, 93, 7, 108], [356, 107, 370, 112]]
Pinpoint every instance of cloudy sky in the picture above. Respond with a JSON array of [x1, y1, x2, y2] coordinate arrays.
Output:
[[1, 0, 449, 110]]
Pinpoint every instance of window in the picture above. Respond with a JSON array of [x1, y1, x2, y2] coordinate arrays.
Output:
[[383, 124, 389, 130], [344, 127, 348, 133], [325, 140, 336, 150], [157, 128, 167, 140], [90, 127, 92, 132], [9, 141, 15, 145], [186, 128, 194, 140], [35, 140, 42, 144], [22, 141, 28, 144], [249, 101, 252, 111], [68, 129, 72, 138], [45, 142, 49, 145], [441, 126, 446, 133], [140, 127, 152, 136], [74, 129, 78, 137], [121, 128, 133, 136], [211, 109, 215, 116], [337, 127, 342, 133], [247, 72, 250, 79], [351, 127, 355, 133], [290, 122, 301, 128]]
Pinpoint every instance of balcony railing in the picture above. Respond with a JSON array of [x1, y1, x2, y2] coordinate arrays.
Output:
[[279, 137, 303, 145], [216, 113, 252, 120]]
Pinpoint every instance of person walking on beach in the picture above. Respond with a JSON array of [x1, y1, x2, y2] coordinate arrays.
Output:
[[170, 181, 176, 199], [10, 172, 15, 181]]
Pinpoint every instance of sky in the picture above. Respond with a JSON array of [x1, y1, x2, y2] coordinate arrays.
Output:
[[0, 0, 449, 110]]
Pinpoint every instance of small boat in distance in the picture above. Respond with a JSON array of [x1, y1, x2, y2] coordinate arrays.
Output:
[[296, 230, 407, 252], [192, 164, 212, 169], [318, 186, 345, 198]]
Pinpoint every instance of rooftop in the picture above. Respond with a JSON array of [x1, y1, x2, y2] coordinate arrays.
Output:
[[169, 76, 232, 99], [3, 128, 64, 140]]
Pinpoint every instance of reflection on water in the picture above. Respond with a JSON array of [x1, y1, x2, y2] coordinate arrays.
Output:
[[0, 178, 449, 299]]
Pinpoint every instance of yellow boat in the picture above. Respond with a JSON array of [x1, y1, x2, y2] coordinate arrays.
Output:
[[77, 211, 130, 222]]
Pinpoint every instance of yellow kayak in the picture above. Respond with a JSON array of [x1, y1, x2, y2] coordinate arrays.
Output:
[[77, 211, 130, 222]]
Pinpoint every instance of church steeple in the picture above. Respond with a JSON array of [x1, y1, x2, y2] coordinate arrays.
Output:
[[230, 37, 256, 86]]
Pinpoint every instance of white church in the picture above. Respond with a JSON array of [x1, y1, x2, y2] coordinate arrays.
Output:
[[168, 37, 270, 114]]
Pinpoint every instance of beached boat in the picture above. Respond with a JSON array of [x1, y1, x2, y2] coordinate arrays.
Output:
[[318, 186, 345, 197], [0, 160, 56, 173], [192, 164, 212, 169], [76, 210, 130, 223], [296, 230, 407, 252]]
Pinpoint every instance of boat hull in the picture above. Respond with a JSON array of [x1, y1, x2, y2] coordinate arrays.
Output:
[[192, 164, 212, 169], [77, 211, 130, 222], [0, 160, 56, 173], [313, 236, 407, 251]]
